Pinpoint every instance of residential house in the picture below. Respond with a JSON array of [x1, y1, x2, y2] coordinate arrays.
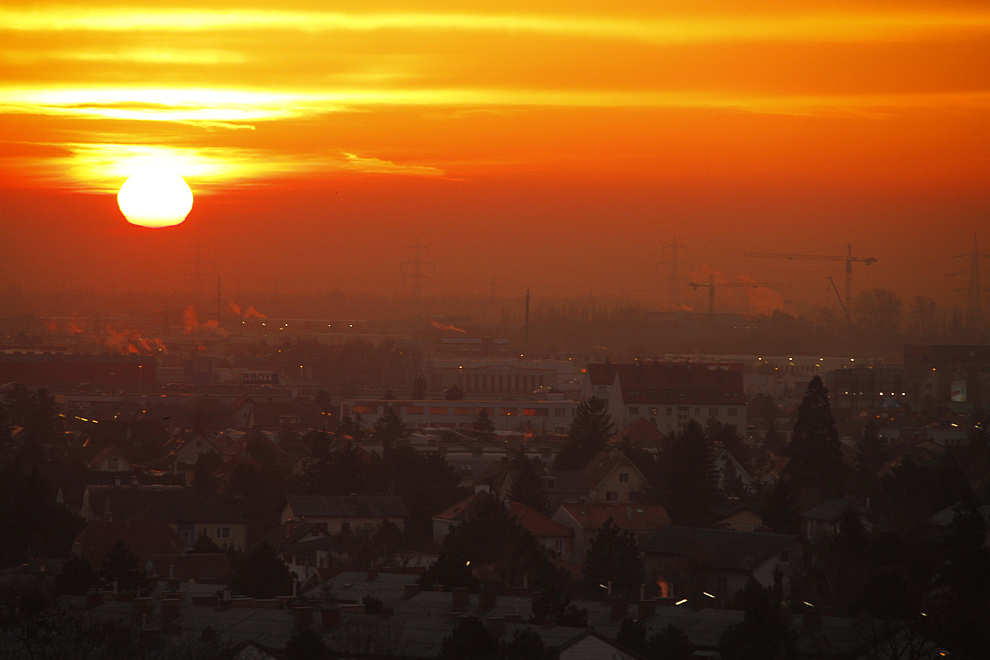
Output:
[[87, 447, 132, 473], [802, 497, 873, 544], [282, 495, 409, 534], [432, 490, 492, 545], [640, 526, 798, 606], [582, 360, 746, 432], [252, 520, 335, 583], [509, 501, 574, 558], [81, 485, 247, 551], [552, 502, 672, 562], [581, 452, 646, 503]]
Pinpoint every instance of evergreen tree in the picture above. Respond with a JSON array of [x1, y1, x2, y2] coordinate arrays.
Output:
[[336, 413, 366, 442], [437, 617, 500, 660], [553, 396, 614, 470], [756, 478, 800, 534], [583, 517, 644, 595], [285, 628, 336, 660], [933, 492, 990, 656], [101, 541, 147, 592], [509, 457, 551, 516], [649, 624, 695, 660], [719, 577, 795, 660], [529, 585, 588, 627], [785, 376, 844, 503], [658, 420, 721, 526], [473, 409, 496, 442], [230, 542, 293, 598], [373, 409, 408, 448], [419, 494, 557, 591], [55, 554, 96, 595]]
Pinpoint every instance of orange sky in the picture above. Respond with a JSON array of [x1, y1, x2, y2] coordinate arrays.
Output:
[[1, 0, 988, 315]]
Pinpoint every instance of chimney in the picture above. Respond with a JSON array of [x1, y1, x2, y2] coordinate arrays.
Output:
[[478, 590, 496, 612], [294, 606, 314, 630], [451, 587, 469, 612], [321, 608, 341, 631]]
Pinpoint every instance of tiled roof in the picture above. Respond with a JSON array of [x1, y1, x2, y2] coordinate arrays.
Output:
[[589, 362, 745, 405], [84, 486, 243, 524], [508, 501, 573, 539], [432, 491, 492, 522], [640, 526, 797, 572], [285, 495, 410, 520], [607, 417, 665, 446], [581, 452, 641, 490], [557, 503, 671, 532]]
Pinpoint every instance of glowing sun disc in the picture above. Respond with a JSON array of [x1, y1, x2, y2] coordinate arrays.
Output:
[[117, 171, 193, 228]]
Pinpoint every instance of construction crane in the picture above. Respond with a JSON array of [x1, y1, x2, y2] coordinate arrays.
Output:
[[688, 277, 790, 314], [744, 243, 876, 307]]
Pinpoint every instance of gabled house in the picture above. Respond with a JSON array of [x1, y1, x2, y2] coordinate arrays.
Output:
[[581, 360, 746, 433], [509, 501, 574, 558], [251, 520, 335, 582], [162, 430, 223, 466], [581, 452, 646, 503], [433, 490, 493, 545], [80, 485, 246, 551], [641, 526, 798, 607], [88, 447, 132, 473], [802, 497, 873, 544], [282, 495, 409, 534], [552, 502, 672, 562]]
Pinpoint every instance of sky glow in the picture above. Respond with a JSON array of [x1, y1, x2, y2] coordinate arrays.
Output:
[[1, 0, 988, 307]]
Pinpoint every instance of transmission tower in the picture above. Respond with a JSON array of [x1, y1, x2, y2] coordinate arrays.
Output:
[[952, 233, 988, 331], [401, 242, 435, 302]]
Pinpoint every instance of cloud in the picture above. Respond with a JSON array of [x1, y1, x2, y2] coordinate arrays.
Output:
[[3, 8, 988, 46], [340, 152, 445, 177]]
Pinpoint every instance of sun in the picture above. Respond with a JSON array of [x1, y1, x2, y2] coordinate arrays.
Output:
[[117, 170, 193, 228]]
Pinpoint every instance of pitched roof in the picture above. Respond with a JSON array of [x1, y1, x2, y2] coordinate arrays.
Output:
[[557, 503, 672, 532], [284, 495, 410, 520], [252, 521, 332, 552], [589, 362, 745, 405], [84, 486, 243, 524], [73, 520, 183, 566], [433, 490, 493, 522], [607, 417, 665, 447], [509, 501, 573, 539], [640, 526, 797, 572], [581, 452, 642, 489]]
